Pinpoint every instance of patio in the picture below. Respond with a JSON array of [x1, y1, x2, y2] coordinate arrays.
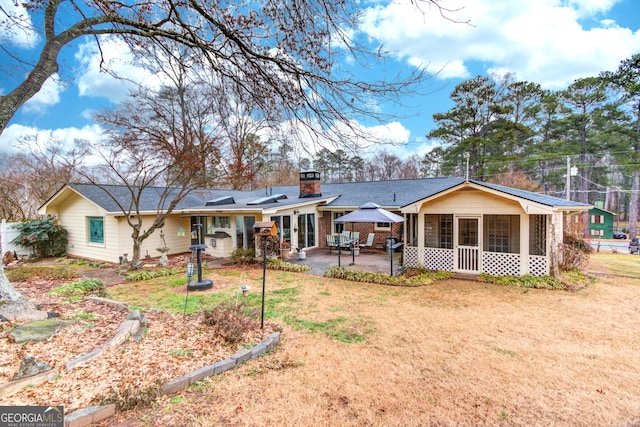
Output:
[[285, 247, 403, 276]]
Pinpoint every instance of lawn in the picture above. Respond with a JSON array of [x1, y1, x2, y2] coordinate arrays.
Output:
[[97, 253, 640, 426]]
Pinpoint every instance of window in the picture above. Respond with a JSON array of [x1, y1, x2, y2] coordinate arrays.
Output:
[[211, 216, 230, 228], [88, 217, 104, 244], [484, 215, 520, 254], [375, 222, 391, 230], [424, 214, 453, 249], [529, 215, 546, 256], [591, 215, 604, 224], [591, 229, 603, 236]]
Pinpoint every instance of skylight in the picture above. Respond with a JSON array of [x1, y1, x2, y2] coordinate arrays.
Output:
[[205, 196, 235, 206], [247, 194, 288, 205]]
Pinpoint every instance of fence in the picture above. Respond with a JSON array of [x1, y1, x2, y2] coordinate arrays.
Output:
[[1, 219, 33, 257]]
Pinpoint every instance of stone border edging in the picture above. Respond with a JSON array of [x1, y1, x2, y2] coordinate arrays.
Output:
[[61, 297, 281, 427], [64, 331, 281, 427], [1, 295, 281, 427]]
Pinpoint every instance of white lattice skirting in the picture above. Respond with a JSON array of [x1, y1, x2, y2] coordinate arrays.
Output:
[[424, 248, 454, 271], [404, 247, 419, 268], [405, 247, 549, 276], [482, 252, 521, 276], [528, 256, 548, 276]]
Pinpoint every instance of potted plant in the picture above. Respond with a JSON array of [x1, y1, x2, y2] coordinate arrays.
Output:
[[281, 241, 291, 259]]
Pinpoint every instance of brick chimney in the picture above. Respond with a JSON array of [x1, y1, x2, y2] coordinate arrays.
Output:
[[299, 171, 322, 198]]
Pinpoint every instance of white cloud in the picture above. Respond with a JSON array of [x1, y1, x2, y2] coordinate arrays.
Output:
[[75, 38, 163, 102], [0, 0, 38, 47], [0, 123, 105, 154], [21, 74, 65, 114], [360, 0, 640, 89]]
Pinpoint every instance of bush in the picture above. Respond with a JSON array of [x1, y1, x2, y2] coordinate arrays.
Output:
[[229, 248, 255, 265], [323, 266, 453, 286], [478, 273, 565, 290], [557, 243, 590, 271], [266, 258, 311, 273], [126, 268, 178, 282], [564, 235, 594, 254], [202, 300, 259, 344], [49, 278, 108, 297], [11, 217, 68, 258]]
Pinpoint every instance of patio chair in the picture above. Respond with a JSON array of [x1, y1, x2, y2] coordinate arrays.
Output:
[[341, 230, 351, 239], [359, 233, 375, 252], [338, 234, 352, 250], [326, 234, 338, 252], [351, 231, 360, 242]]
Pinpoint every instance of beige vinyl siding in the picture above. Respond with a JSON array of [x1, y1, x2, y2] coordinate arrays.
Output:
[[421, 189, 523, 215], [116, 215, 192, 260], [55, 193, 121, 263]]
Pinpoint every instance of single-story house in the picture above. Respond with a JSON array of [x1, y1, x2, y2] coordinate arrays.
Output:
[[39, 172, 590, 276]]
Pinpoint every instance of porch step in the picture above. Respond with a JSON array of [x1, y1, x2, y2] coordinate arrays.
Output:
[[454, 272, 479, 281]]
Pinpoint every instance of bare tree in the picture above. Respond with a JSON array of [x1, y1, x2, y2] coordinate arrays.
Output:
[[211, 84, 272, 190], [373, 150, 403, 180], [0, 0, 444, 141], [76, 75, 222, 266], [0, 0, 454, 321]]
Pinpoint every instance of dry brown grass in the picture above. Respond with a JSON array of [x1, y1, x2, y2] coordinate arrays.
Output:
[[98, 253, 640, 427]]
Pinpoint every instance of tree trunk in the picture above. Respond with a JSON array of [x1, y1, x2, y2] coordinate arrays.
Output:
[[0, 265, 24, 303], [0, 265, 47, 321], [0, 37, 63, 134]]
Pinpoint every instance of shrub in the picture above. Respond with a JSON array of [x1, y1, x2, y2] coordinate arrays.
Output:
[[323, 267, 453, 286], [266, 258, 312, 273], [202, 300, 259, 344], [557, 242, 590, 271], [229, 248, 255, 265], [126, 268, 178, 282], [478, 273, 565, 290], [564, 235, 594, 254], [11, 217, 68, 258], [49, 278, 108, 297]]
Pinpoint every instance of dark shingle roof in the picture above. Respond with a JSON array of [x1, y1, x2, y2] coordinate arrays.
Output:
[[69, 184, 216, 213], [471, 181, 588, 208], [68, 177, 588, 213]]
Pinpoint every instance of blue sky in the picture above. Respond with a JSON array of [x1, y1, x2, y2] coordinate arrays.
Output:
[[1, 0, 640, 160]]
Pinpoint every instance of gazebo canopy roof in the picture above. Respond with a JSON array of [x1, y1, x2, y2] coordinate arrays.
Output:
[[333, 202, 406, 224]]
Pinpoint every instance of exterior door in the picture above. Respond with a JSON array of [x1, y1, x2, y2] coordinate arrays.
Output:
[[456, 217, 480, 273]]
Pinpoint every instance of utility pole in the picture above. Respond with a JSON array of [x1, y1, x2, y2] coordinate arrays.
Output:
[[566, 156, 571, 201]]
